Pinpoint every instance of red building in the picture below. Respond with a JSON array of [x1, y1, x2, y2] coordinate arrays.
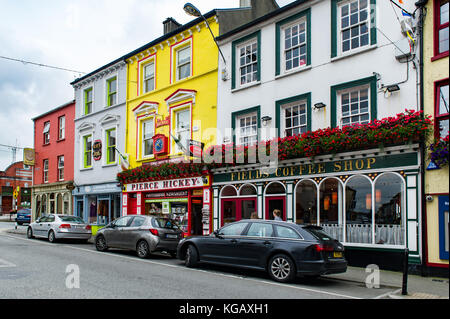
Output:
[[31, 100, 75, 219], [0, 161, 32, 214]]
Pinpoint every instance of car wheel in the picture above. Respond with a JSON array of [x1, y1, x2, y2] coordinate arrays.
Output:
[[48, 230, 57, 243], [268, 254, 296, 283], [27, 227, 34, 239], [95, 235, 108, 252], [136, 240, 150, 259], [185, 244, 199, 268]]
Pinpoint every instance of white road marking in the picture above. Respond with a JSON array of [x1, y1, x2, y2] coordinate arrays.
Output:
[[373, 288, 402, 299], [0, 233, 362, 299]]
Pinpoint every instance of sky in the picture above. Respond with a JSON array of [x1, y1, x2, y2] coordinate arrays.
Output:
[[0, 0, 297, 171]]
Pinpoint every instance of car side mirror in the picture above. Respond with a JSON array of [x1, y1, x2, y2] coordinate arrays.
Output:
[[214, 230, 224, 239]]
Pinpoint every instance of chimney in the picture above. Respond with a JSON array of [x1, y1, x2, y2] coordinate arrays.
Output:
[[163, 17, 181, 35], [240, 0, 251, 7]]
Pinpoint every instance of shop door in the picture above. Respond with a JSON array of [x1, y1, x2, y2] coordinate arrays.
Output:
[[128, 196, 137, 216], [265, 196, 286, 220], [221, 198, 256, 226], [191, 202, 203, 236]]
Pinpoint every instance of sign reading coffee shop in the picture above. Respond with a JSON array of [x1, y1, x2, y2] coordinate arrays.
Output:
[[93, 140, 102, 161], [214, 152, 418, 183]]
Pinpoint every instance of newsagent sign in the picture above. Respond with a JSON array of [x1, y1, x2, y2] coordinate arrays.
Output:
[[124, 176, 210, 193]]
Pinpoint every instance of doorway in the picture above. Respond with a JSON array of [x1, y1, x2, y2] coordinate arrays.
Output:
[[265, 196, 286, 220]]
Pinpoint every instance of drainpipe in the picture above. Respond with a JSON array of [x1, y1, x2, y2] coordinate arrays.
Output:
[[415, 0, 428, 277]]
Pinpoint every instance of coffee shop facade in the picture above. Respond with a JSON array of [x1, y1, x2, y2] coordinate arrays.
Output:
[[212, 144, 423, 269]]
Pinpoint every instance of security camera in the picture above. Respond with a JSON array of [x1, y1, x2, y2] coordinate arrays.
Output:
[[425, 195, 433, 202]]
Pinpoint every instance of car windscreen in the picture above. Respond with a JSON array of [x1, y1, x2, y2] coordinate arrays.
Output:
[[152, 218, 180, 230], [302, 226, 334, 241], [59, 216, 85, 224]]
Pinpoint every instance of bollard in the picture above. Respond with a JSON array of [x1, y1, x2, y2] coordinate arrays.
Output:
[[402, 248, 409, 295]]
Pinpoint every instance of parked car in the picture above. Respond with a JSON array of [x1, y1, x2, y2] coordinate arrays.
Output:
[[177, 220, 347, 283], [27, 214, 92, 243], [16, 208, 31, 225], [94, 215, 183, 259]]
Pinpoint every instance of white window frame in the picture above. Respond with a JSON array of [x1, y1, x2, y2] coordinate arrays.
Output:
[[43, 121, 50, 144], [235, 111, 258, 146], [338, 0, 371, 55], [236, 38, 259, 88], [57, 155, 64, 181], [337, 84, 371, 127], [281, 99, 308, 137], [281, 16, 308, 74], [175, 45, 192, 82], [140, 116, 155, 159], [143, 62, 155, 93], [58, 116, 65, 140], [43, 159, 49, 183]]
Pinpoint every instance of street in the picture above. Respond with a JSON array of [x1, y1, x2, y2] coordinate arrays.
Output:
[[0, 223, 400, 300]]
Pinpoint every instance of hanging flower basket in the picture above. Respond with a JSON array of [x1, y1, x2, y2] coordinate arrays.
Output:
[[429, 135, 449, 168]]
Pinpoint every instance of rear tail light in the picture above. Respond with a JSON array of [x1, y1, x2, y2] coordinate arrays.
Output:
[[85, 225, 91, 231], [59, 224, 71, 229], [314, 244, 334, 252], [149, 229, 159, 236]]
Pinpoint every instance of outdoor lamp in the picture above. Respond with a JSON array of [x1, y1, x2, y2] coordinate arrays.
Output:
[[385, 84, 400, 93], [314, 102, 326, 110], [183, 2, 226, 65], [261, 116, 272, 126]]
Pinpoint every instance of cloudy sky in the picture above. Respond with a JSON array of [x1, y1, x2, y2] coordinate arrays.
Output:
[[0, 0, 296, 171]]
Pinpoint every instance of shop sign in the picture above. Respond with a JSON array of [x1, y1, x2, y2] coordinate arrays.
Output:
[[153, 134, 168, 156], [124, 176, 210, 193], [23, 148, 35, 166], [156, 116, 170, 128], [144, 191, 189, 198], [214, 152, 418, 183], [93, 140, 102, 161]]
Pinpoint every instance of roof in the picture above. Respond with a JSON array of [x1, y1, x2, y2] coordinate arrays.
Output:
[[31, 100, 75, 121], [70, 10, 217, 86], [216, 0, 310, 41]]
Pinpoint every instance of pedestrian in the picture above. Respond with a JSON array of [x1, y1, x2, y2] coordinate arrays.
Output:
[[250, 212, 259, 219], [273, 209, 283, 221]]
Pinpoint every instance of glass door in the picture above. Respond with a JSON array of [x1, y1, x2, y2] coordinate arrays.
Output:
[[265, 196, 286, 220]]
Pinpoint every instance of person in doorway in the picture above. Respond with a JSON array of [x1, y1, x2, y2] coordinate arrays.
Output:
[[273, 209, 283, 221], [250, 212, 259, 219]]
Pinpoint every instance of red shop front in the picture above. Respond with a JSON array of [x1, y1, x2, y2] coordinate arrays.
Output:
[[121, 175, 212, 236]]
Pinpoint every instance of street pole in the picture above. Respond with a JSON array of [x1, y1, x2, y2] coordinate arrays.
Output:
[[402, 248, 409, 295]]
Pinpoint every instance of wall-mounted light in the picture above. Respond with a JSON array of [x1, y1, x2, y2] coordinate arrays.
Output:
[[261, 116, 272, 126], [385, 84, 400, 93], [313, 102, 326, 110]]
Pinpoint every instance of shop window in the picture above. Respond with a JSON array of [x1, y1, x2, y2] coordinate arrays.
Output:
[[241, 199, 256, 220], [49, 193, 55, 214], [35, 195, 41, 218], [295, 180, 317, 225], [374, 173, 404, 246], [438, 195, 449, 260], [239, 184, 257, 196], [41, 194, 47, 215], [222, 200, 237, 224], [266, 182, 285, 195], [321, 178, 344, 241], [63, 193, 69, 214], [435, 80, 449, 139], [345, 175, 372, 244], [221, 185, 237, 197], [56, 194, 63, 214]]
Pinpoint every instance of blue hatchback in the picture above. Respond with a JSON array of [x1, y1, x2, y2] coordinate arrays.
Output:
[[16, 208, 31, 225]]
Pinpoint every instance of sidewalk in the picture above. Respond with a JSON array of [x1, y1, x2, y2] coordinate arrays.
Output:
[[324, 266, 449, 299]]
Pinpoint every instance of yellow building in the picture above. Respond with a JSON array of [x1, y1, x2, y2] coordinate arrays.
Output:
[[423, 0, 449, 275]]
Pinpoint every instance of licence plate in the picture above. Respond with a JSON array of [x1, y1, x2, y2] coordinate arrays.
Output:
[[333, 252, 343, 258], [166, 234, 178, 239]]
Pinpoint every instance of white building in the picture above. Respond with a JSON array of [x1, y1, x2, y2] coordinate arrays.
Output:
[[213, 0, 424, 270]]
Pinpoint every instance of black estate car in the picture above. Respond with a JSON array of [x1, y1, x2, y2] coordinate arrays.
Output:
[[177, 220, 347, 283]]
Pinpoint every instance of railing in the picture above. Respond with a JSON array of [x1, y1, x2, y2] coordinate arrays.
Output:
[[321, 223, 404, 245]]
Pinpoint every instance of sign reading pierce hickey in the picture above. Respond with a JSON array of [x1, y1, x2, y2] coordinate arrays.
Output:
[[214, 152, 418, 183], [124, 176, 210, 193]]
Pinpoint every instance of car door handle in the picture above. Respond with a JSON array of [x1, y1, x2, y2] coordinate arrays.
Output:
[[264, 241, 272, 245], [230, 239, 238, 244]]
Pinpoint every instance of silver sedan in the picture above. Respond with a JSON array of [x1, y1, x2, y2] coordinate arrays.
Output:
[[94, 215, 183, 258], [27, 214, 92, 243]]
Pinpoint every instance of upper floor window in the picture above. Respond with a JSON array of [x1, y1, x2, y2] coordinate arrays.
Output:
[[141, 118, 155, 158], [43, 159, 49, 183], [331, 76, 376, 128], [57, 155, 64, 181], [58, 116, 65, 140], [43, 122, 50, 145], [176, 46, 191, 81], [282, 100, 308, 137], [144, 62, 155, 93], [106, 128, 117, 164], [173, 108, 191, 153], [435, 0, 449, 57], [236, 112, 258, 146], [332, 0, 376, 58], [435, 80, 449, 139], [232, 31, 261, 90], [84, 87, 93, 115], [106, 76, 117, 107], [83, 134, 93, 169]]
